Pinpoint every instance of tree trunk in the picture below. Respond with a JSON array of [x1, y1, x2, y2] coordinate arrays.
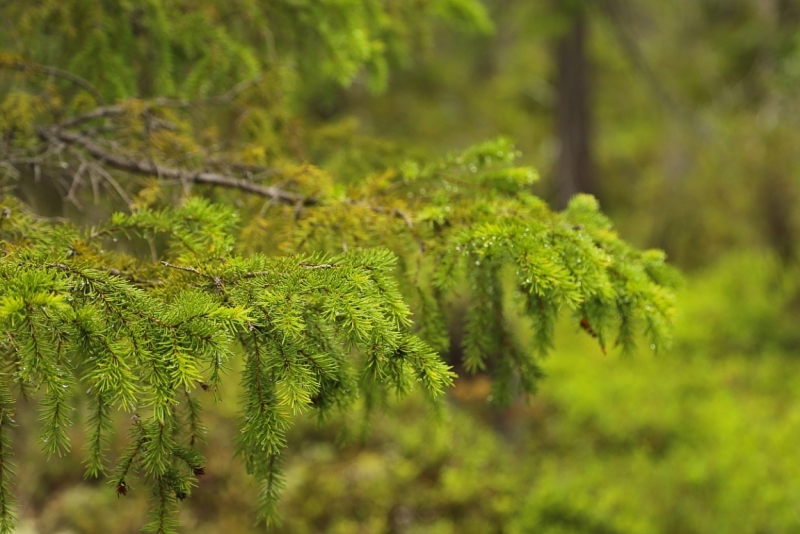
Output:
[[757, 0, 800, 262], [554, 8, 596, 208]]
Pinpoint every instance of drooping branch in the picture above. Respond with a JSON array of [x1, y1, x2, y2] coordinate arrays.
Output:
[[35, 126, 313, 206]]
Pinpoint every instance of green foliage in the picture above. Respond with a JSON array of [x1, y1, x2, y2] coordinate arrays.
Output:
[[675, 251, 800, 357], [1, 0, 490, 102], [0, 2, 681, 532], [0, 198, 456, 531], [506, 333, 800, 534], [0, 175, 675, 531]]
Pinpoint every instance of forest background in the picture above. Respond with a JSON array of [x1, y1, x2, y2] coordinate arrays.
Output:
[[3, 0, 800, 533]]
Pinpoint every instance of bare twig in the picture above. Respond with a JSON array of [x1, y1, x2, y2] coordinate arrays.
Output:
[[65, 161, 87, 209], [88, 162, 134, 207], [58, 105, 124, 128]]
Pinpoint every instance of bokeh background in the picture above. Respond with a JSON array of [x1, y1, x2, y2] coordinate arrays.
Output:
[[6, 1, 800, 532]]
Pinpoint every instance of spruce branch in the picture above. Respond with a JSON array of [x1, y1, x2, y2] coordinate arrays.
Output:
[[56, 105, 124, 129]]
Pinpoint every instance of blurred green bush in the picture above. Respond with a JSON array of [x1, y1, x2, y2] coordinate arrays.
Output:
[[677, 251, 800, 357]]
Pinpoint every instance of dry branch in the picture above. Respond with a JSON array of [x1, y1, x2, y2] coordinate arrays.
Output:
[[35, 126, 313, 206]]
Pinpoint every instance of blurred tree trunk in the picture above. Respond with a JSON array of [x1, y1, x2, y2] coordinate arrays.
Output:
[[554, 6, 596, 208], [758, 0, 800, 262]]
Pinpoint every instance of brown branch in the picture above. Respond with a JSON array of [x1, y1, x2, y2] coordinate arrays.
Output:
[[58, 105, 124, 128], [35, 126, 314, 206], [2, 61, 105, 105]]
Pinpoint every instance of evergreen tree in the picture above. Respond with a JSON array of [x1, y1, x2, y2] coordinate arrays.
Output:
[[0, 2, 678, 532]]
